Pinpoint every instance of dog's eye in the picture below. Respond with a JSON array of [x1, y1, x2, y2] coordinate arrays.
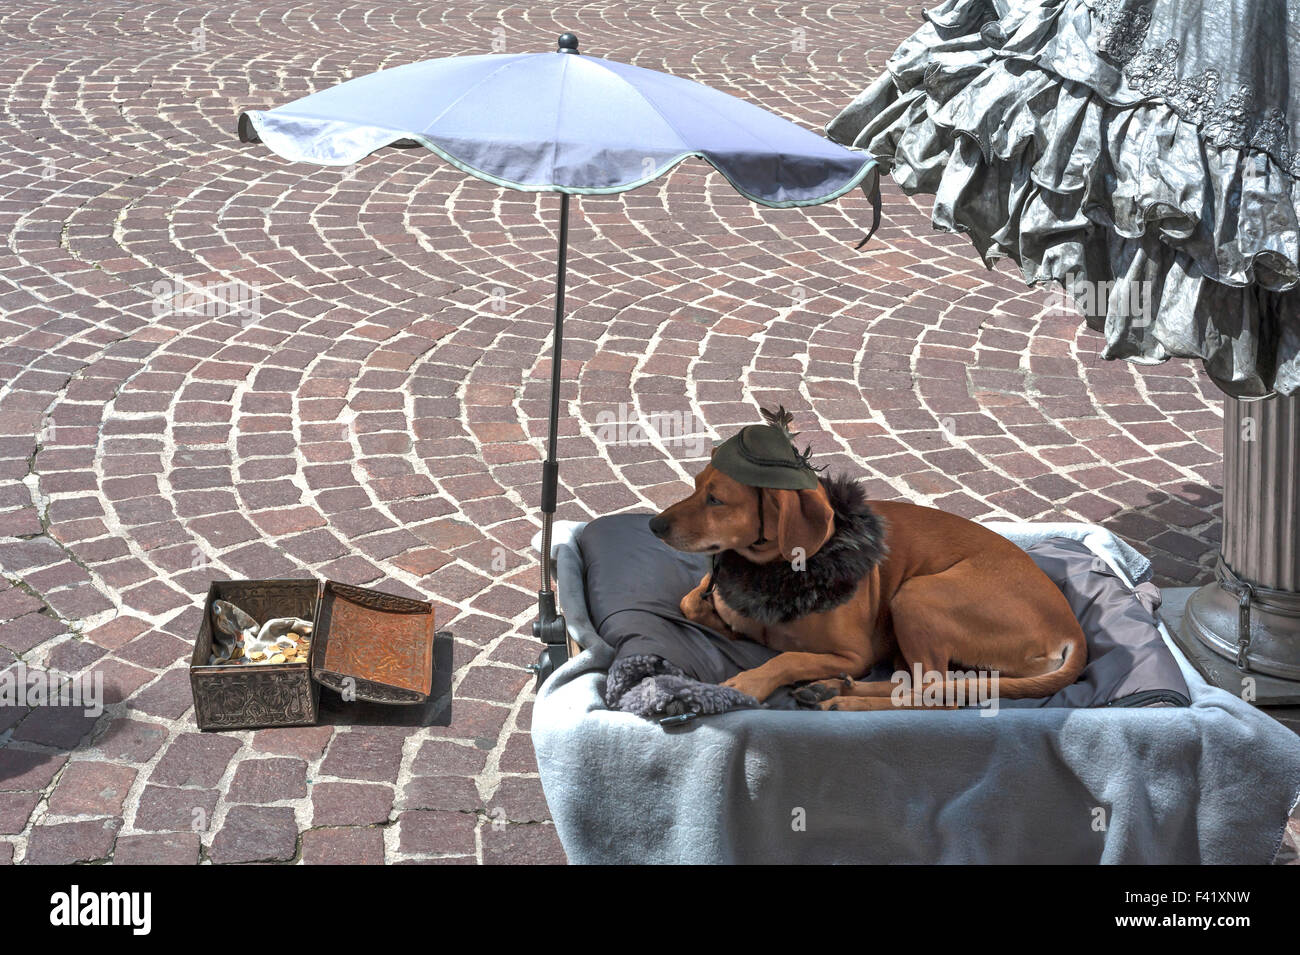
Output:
[[706, 494, 723, 506]]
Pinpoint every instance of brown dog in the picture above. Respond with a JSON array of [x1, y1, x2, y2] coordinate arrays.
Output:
[[649, 464, 1087, 710]]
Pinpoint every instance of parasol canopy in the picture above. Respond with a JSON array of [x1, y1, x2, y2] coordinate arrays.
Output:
[[239, 36, 878, 208], [237, 33, 881, 684]]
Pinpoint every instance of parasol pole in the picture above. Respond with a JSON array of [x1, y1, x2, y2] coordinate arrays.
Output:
[[530, 33, 583, 686], [531, 190, 572, 686]]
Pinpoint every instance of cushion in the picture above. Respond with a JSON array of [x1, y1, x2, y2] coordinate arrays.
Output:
[[578, 512, 1189, 708]]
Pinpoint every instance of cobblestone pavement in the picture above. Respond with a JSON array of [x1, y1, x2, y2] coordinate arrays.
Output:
[[0, 1, 1253, 865]]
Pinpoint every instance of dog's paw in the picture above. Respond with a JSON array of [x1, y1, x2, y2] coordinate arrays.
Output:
[[681, 592, 725, 628], [720, 671, 773, 703], [792, 674, 855, 708], [679, 592, 700, 618], [792, 685, 834, 707]]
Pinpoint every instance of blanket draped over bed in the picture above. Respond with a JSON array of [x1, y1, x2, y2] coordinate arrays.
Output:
[[531, 518, 1300, 863]]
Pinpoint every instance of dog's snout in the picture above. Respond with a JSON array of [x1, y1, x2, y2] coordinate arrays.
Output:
[[648, 515, 670, 539]]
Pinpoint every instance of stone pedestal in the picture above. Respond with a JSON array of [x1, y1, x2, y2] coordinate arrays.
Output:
[[1173, 394, 1300, 704]]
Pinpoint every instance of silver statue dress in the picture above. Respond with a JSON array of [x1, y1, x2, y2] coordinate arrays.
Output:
[[828, 0, 1300, 397]]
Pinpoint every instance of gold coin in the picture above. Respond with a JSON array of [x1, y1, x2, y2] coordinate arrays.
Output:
[[249, 652, 266, 662], [231, 646, 244, 659], [269, 653, 286, 664]]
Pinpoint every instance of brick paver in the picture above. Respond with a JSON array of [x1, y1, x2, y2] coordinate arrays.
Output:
[[0, 1, 1226, 863]]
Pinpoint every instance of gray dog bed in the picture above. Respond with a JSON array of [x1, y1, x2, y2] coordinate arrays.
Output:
[[583, 513, 1189, 717], [531, 517, 1300, 863]]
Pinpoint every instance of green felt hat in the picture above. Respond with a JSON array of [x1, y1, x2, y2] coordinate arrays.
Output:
[[712, 407, 821, 490]]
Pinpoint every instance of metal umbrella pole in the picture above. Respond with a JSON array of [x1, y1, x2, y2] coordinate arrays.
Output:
[[531, 192, 572, 685]]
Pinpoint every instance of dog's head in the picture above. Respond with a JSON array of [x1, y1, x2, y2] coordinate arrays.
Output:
[[649, 461, 835, 563]]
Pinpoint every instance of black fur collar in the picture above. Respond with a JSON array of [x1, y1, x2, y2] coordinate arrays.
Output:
[[712, 474, 887, 624]]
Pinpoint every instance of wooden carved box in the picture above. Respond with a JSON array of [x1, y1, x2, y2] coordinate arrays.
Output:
[[190, 578, 436, 731]]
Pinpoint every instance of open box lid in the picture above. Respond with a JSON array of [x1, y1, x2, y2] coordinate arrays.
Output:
[[310, 580, 436, 704]]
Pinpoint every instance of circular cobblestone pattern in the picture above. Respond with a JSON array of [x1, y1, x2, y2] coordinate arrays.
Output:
[[1, 1, 1226, 864]]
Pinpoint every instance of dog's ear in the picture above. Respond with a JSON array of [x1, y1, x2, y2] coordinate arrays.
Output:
[[762, 487, 834, 562]]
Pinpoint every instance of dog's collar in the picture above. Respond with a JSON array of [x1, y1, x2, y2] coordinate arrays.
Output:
[[707, 475, 887, 626], [752, 487, 768, 548], [704, 554, 719, 601]]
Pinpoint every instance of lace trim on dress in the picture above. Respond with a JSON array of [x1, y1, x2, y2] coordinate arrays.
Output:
[[1093, 1, 1300, 178], [1094, 0, 1153, 61]]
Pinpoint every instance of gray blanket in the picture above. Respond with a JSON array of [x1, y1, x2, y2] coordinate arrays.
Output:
[[532, 519, 1300, 863]]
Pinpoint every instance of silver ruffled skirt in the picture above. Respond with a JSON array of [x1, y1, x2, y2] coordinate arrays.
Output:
[[828, 0, 1300, 397]]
